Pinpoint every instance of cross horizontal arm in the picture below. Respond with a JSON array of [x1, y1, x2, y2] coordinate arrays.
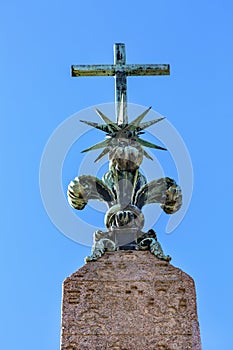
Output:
[[71, 64, 170, 77], [125, 64, 170, 76], [72, 65, 115, 77]]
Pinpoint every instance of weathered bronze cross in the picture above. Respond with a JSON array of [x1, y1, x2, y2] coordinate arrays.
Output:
[[72, 43, 170, 125]]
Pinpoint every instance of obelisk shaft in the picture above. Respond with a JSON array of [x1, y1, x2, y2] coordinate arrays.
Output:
[[60, 251, 202, 350]]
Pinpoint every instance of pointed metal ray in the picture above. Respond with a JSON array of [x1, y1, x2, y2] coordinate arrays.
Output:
[[94, 148, 110, 162], [143, 149, 153, 160], [95, 108, 120, 130], [137, 137, 167, 151], [138, 117, 165, 130], [81, 139, 110, 153], [127, 107, 152, 129], [80, 120, 110, 133]]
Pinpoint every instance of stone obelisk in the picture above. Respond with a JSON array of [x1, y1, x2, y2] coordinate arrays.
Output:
[[60, 44, 202, 349], [61, 252, 201, 349]]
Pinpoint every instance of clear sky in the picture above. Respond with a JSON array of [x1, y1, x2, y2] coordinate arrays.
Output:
[[1, 1, 233, 349]]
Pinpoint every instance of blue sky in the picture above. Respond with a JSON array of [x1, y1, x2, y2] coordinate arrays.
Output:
[[1, 1, 233, 349]]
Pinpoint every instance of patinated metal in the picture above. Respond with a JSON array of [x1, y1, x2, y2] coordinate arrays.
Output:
[[72, 43, 169, 125], [68, 43, 181, 262]]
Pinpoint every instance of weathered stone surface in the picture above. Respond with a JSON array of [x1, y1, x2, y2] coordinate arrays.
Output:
[[60, 251, 201, 350]]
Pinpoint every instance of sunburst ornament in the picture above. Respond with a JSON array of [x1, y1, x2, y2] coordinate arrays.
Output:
[[80, 107, 166, 171]]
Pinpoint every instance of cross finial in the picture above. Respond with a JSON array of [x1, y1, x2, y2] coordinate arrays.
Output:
[[71, 43, 170, 125]]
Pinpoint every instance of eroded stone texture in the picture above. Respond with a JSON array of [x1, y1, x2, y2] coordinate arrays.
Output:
[[60, 251, 202, 350]]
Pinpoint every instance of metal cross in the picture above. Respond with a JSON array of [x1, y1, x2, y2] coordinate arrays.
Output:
[[72, 43, 170, 125]]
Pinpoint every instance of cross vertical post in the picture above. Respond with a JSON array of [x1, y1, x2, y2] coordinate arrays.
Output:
[[114, 43, 128, 125]]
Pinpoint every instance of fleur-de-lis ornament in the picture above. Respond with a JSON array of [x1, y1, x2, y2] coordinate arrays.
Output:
[[68, 107, 182, 262]]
